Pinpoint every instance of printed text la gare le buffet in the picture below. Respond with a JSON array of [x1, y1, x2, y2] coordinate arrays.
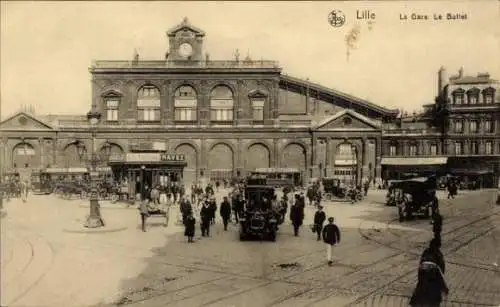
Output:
[[399, 12, 467, 20], [355, 10, 467, 21]]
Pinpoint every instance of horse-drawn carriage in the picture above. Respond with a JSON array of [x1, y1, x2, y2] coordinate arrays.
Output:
[[387, 177, 438, 222], [30, 170, 53, 195], [239, 176, 286, 241]]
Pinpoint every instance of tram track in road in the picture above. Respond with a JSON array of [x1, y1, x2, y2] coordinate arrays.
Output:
[[197, 196, 479, 307], [116, 236, 380, 307], [340, 207, 500, 306], [106, 192, 499, 307], [272, 195, 500, 307]]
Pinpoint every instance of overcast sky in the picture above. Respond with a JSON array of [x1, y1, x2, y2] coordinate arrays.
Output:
[[1, 1, 499, 118]]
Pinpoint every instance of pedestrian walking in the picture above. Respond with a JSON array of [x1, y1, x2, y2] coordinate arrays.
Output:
[[180, 197, 192, 225], [313, 205, 326, 241], [290, 200, 304, 236], [184, 213, 196, 243], [139, 199, 150, 232], [200, 202, 211, 237], [209, 196, 217, 225], [410, 238, 448, 307], [220, 196, 231, 231], [20, 180, 28, 202], [322, 217, 341, 266], [432, 209, 443, 246], [232, 193, 244, 223]]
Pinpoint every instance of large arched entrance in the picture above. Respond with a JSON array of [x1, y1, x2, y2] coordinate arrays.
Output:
[[12, 142, 39, 169], [333, 142, 358, 185], [63, 142, 86, 168], [246, 143, 270, 170], [208, 143, 234, 181], [175, 144, 197, 184], [281, 143, 306, 185]]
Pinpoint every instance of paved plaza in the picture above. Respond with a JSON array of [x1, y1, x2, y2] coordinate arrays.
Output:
[[1, 189, 499, 307]]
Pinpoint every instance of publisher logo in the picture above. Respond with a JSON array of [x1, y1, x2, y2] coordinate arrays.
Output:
[[328, 10, 346, 27]]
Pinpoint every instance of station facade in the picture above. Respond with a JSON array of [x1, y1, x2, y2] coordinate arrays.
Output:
[[1, 18, 499, 187]]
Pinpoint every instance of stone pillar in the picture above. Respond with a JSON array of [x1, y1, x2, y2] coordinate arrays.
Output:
[[199, 81, 209, 126], [362, 137, 369, 180], [0, 137, 6, 175], [162, 81, 172, 125], [38, 138, 44, 169], [375, 136, 382, 180], [236, 138, 243, 177], [200, 139, 207, 178], [234, 81, 241, 126], [273, 139, 279, 168], [325, 138, 331, 176]]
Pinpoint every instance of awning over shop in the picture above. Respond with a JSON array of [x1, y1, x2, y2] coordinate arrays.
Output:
[[108, 153, 186, 165], [381, 157, 448, 166]]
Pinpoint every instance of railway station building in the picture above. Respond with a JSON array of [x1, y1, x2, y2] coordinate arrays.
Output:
[[1, 18, 499, 189]]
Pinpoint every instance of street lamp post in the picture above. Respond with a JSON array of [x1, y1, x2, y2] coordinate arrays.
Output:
[[77, 111, 111, 228]]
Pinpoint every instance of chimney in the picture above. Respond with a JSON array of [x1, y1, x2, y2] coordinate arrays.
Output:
[[458, 67, 464, 78], [438, 66, 448, 95]]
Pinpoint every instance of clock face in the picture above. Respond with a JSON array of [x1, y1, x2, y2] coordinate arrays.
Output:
[[178, 43, 193, 57]]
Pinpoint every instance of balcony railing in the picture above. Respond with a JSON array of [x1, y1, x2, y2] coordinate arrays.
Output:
[[91, 60, 281, 70]]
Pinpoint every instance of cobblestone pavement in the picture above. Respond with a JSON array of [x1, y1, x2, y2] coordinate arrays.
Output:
[[1, 189, 499, 307]]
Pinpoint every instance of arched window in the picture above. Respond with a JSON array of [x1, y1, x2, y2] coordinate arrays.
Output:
[[137, 85, 161, 122], [174, 85, 197, 121], [210, 85, 234, 122], [103, 92, 121, 122]]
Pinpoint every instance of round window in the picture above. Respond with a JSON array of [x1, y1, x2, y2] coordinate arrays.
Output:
[[18, 116, 27, 125], [343, 117, 352, 125]]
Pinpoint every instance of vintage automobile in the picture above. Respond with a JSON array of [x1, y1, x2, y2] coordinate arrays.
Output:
[[239, 176, 284, 241], [390, 177, 437, 222]]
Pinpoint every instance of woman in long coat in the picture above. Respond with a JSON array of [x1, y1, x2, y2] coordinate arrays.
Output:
[[184, 213, 196, 243]]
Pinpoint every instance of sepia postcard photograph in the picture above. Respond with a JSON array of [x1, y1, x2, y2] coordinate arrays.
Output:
[[1, 1, 499, 307]]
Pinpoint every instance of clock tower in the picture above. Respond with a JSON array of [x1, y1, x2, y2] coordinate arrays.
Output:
[[166, 17, 205, 61]]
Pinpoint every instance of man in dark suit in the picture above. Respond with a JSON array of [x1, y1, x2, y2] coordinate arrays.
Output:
[[220, 196, 232, 231], [322, 217, 341, 266], [290, 200, 304, 236], [313, 205, 326, 241]]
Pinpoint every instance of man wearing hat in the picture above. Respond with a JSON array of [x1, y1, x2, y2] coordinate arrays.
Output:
[[313, 205, 326, 241], [322, 217, 341, 266]]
